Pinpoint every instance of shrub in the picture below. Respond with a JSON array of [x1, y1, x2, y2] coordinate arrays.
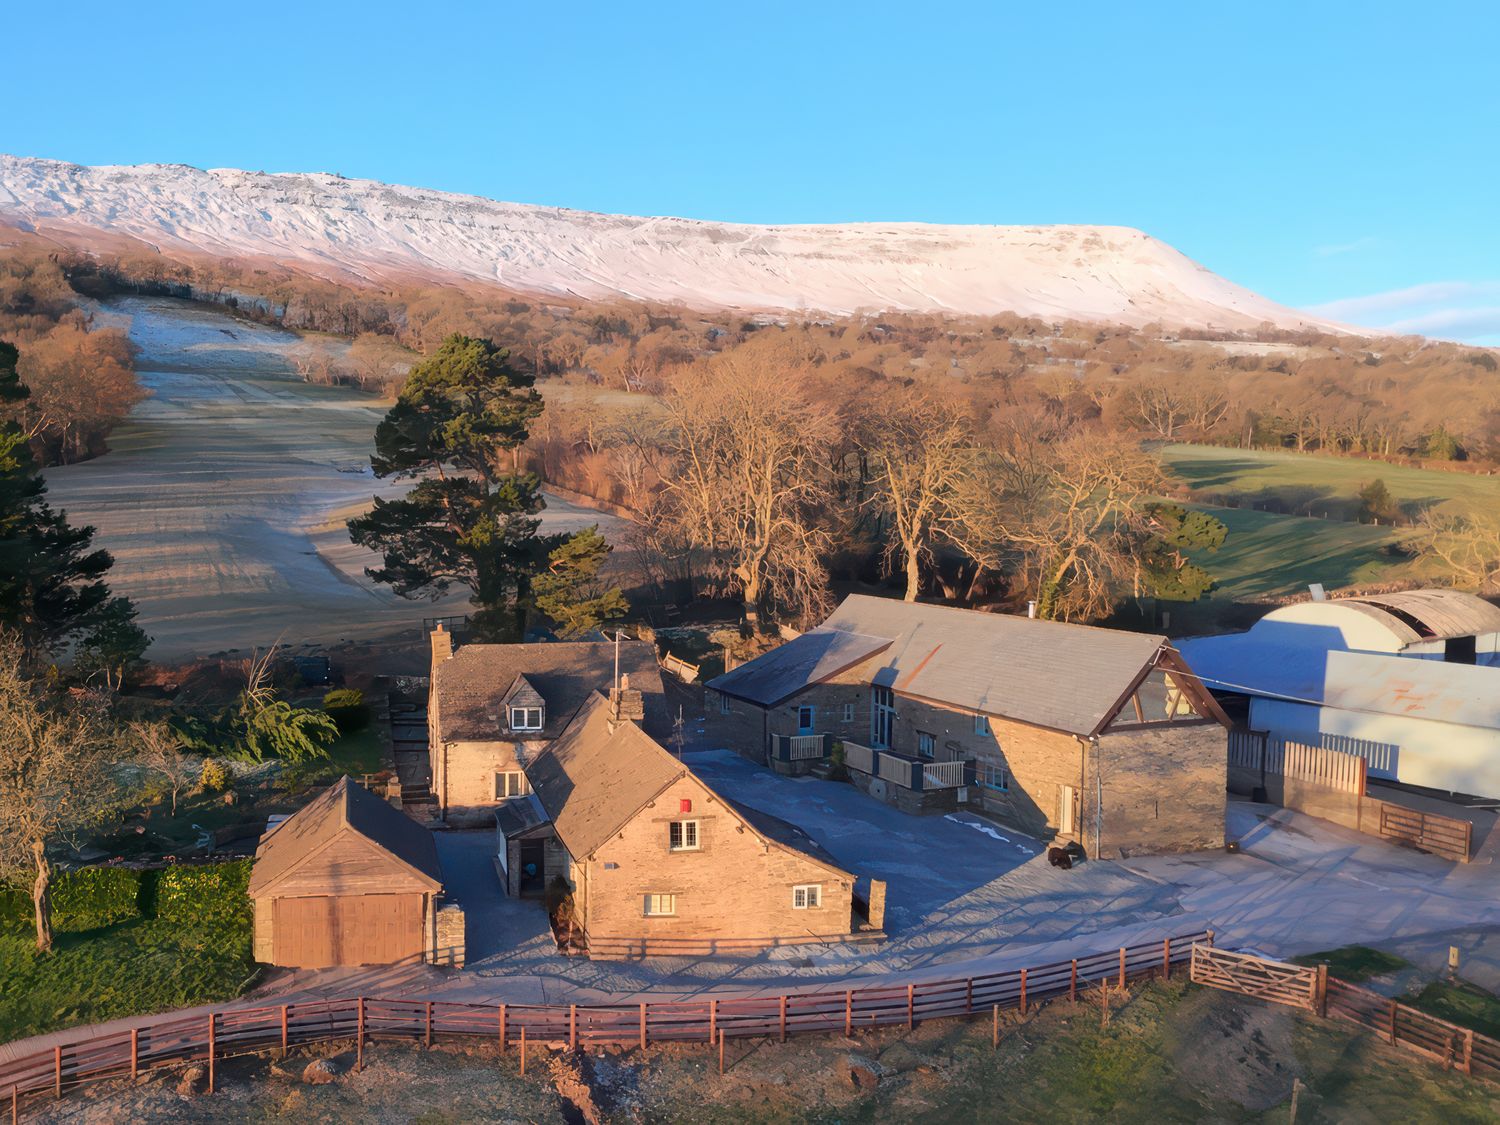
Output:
[[151, 860, 252, 927], [199, 758, 232, 793], [322, 688, 371, 733]]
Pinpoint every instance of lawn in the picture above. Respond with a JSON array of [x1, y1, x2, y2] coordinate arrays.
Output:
[[1292, 945, 1410, 982]]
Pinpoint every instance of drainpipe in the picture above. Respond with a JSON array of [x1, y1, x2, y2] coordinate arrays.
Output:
[[1091, 735, 1102, 858]]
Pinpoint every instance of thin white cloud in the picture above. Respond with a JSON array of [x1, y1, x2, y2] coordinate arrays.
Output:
[[1305, 281, 1500, 344], [1313, 236, 1376, 258]]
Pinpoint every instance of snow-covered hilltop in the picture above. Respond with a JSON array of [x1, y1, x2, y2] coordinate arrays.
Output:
[[0, 155, 1335, 331]]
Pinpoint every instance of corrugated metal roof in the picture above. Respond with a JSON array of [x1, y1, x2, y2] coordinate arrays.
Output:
[[711, 595, 1168, 736], [1324, 651, 1500, 729], [248, 776, 442, 896], [707, 628, 892, 706], [1344, 590, 1500, 643]]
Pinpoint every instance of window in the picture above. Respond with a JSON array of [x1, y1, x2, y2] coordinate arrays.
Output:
[[719, 692, 732, 715], [974, 714, 991, 736], [870, 685, 894, 748], [496, 770, 528, 798], [917, 731, 936, 759], [644, 893, 677, 916], [979, 763, 1009, 792], [796, 705, 815, 734], [842, 702, 855, 723], [510, 706, 543, 732], [668, 820, 700, 851], [792, 884, 822, 909]]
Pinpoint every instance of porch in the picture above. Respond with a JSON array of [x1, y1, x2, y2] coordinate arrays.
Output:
[[768, 733, 833, 776], [842, 740, 972, 815]]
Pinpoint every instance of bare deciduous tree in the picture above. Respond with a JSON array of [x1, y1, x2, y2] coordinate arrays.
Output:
[[130, 719, 198, 815], [0, 637, 119, 951], [659, 354, 836, 627], [1413, 510, 1500, 591]]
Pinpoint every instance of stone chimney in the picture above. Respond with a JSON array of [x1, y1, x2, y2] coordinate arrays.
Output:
[[430, 624, 454, 676], [608, 672, 645, 724]]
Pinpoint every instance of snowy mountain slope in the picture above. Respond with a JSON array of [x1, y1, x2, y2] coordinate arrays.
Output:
[[0, 155, 1340, 332]]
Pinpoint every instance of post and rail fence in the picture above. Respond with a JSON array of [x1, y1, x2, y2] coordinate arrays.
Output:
[[1190, 944, 1500, 1080], [0, 930, 1209, 1117]]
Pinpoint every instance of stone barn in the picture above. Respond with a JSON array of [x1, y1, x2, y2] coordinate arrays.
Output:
[[249, 776, 445, 968]]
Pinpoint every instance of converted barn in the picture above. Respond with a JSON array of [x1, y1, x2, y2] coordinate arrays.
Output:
[[507, 691, 880, 957], [249, 776, 445, 968], [704, 595, 1230, 858], [427, 626, 668, 825]]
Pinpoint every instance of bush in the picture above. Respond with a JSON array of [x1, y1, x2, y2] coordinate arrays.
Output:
[[0, 867, 144, 934], [322, 688, 371, 733], [150, 860, 252, 927], [199, 758, 232, 793]]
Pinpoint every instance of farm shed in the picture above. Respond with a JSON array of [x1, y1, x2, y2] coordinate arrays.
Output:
[[248, 776, 445, 968]]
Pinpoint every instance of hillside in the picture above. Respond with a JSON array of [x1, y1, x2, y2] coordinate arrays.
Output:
[[0, 155, 1343, 333]]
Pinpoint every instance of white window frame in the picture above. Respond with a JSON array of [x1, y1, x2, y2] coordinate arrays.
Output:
[[644, 893, 677, 917], [917, 731, 936, 759], [980, 763, 1009, 792], [974, 714, 991, 736], [496, 770, 529, 798], [510, 706, 543, 732], [842, 702, 855, 723], [719, 692, 732, 715], [792, 884, 822, 909], [796, 704, 815, 734], [668, 819, 700, 852]]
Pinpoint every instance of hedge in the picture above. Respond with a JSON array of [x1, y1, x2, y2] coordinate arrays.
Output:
[[0, 860, 252, 935]]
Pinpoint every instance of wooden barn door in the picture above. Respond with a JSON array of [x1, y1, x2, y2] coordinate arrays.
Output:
[[274, 894, 424, 967]]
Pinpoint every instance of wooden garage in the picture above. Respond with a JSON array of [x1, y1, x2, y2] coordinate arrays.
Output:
[[249, 776, 444, 968]]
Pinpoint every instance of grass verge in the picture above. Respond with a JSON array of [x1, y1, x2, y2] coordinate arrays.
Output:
[[1292, 945, 1410, 982]]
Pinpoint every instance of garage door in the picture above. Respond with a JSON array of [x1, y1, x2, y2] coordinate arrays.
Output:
[[273, 893, 424, 968]]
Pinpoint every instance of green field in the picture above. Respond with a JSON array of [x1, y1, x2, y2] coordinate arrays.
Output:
[[1157, 444, 1500, 600]]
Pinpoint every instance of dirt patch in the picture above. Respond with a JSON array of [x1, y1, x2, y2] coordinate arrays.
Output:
[[1165, 984, 1301, 1109]]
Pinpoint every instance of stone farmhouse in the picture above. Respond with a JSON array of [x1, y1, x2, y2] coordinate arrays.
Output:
[[500, 691, 881, 958], [705, 595, 1230, 858], [426, 625, 667, 825]]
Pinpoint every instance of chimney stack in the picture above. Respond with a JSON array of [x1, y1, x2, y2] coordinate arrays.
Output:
[[430, 623, 454, 675]]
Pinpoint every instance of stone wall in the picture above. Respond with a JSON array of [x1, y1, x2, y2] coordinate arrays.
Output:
[[432, 902, 466, 968], [434, 738, 538, 826], [1092, 724, 1227, 856]]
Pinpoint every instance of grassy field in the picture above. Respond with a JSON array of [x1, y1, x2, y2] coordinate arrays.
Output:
[[1154, 443, 1500, 599]]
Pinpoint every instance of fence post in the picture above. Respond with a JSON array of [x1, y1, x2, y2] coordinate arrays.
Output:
[[499, 1005, 506, 1057], [639, 1003, 647, 1050], [1315, 963, 1329, 1018], [709, 998, 716, 1045], [1070, 959, 1078, 1002], [965, 978, 973, 1015], [1464, 1029, 1475, 1076], [780, 995, 788, 1043], [1388, 999, 1398, 1046], [569, 1005, 578, 1051], [719, 1029, 725, 1075], [992, 1004, 998, 1049], [11, 1083, 16, 1125], [208, 1012, 216, 1093], [281, 1004, 289, 1052], [907, 983, 915, 1029], [356, 998, 364, 1072], [130, 1027, 139, 1080], [1162, 937, 1171, 980], [427, 1001, 434, 1049], [1206, 930, 1215, 948], [845, 990, 853, 1036], [54, 1045, 61, 1099], [1020, 969, 1028, 1016], [1118, 947, 1126, 989], [520, 1027, 527, 1077]]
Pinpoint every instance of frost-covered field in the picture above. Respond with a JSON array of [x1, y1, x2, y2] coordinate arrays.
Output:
[[44, 297, 622, 659]]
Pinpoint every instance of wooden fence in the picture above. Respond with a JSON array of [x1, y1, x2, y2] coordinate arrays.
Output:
[[1378, 805, 1473, 864], [0, 931, 1208, 1116], [1191, 945, 1500, 1080], [1227, 731, 1367, 795]]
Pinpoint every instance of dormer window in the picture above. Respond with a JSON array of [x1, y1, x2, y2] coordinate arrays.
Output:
[[510, 706, 543, 732]]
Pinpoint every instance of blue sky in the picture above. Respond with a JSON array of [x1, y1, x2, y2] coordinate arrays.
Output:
[[7, 1, 1499, 342]]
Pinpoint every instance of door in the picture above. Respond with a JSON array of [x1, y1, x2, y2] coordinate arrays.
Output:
[[273, 893, 424, 968], [1058, 785, 1077, 836], [519, 838, 546, 897], [870, 686, 895, 749]]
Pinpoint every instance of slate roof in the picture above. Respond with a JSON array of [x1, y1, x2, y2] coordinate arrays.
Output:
[[494, 793, 551, 839], [709, 628, 892, 706], [525, 694, 687, 859], [722, 798, 848, 875], [709, 595, 1168, 737], [248, 776, 442, 896], [433, 640, 666, 742]]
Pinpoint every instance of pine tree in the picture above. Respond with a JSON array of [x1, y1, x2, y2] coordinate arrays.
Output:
[[0, 341, 123, 660], [534, 525, 628, 638], [349, 333, 625, 639]]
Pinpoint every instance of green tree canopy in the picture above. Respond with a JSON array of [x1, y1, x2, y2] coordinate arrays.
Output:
[[0, 340, 127, 660], [534, 525, 628, 638], [1357, 478, 1400, 524], [1140, 502, 1226, 601], [350, 333, 625, 640]]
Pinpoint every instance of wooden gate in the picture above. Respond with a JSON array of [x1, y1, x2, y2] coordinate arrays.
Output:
[[1378, 805, 1473, 863], [1189, 945, 1321, 1011], [274, 893, 425, 968]]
